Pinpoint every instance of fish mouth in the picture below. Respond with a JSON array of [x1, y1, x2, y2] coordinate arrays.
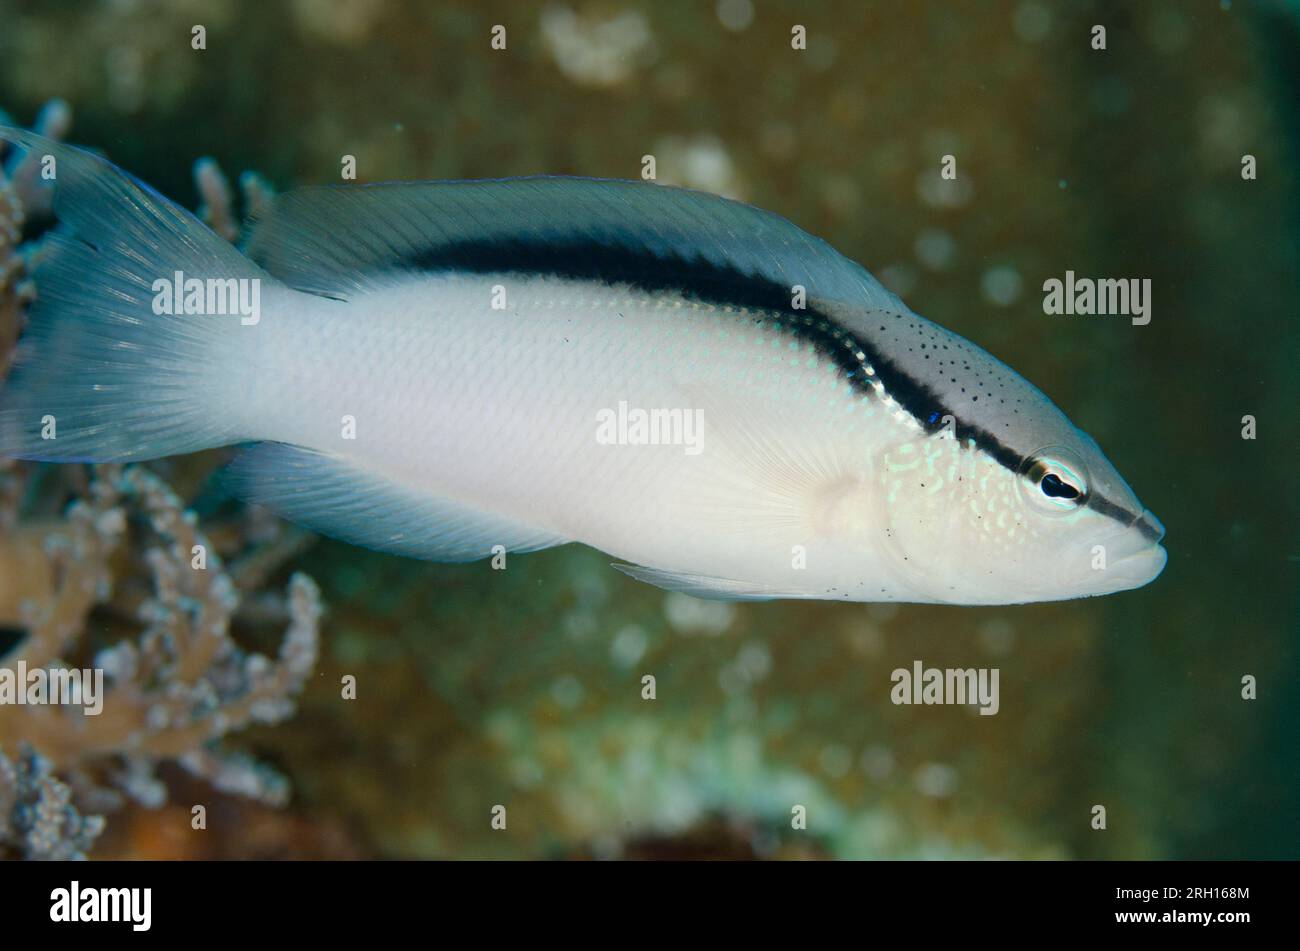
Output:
[[1069, 509, 1168, 595], [1107, 543, 1168, 590], [1105, 507, 1168, 591]]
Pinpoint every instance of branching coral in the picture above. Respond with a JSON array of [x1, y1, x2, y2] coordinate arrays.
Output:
[[0, 102, 66, 381], [0, 743, 104, 860], [0, 104, 321, 859], [194, 155, 276, 243], [0, 465, 322, 809]]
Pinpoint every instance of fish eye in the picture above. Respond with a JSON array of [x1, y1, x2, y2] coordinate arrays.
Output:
[[1040, 472, 1080, 500], [1019, 448, 1089, 514]]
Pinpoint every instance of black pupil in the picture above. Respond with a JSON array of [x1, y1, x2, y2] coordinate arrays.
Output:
[[1040, 472, 1080, 500]]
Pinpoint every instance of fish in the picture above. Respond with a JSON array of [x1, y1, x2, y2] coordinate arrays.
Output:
[[0, 129, 1166, 605]]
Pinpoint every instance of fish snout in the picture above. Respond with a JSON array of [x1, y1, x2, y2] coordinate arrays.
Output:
[[1049, 505, 1166, 596], [1132, 507, 1166, 545], [1090, 507, 1168, 593]]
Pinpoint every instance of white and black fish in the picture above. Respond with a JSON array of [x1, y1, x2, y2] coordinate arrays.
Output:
[[0, 130, 1166, 604]]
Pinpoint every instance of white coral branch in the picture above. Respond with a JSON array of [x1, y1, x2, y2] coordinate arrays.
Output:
[[0, 464, 324, 813]]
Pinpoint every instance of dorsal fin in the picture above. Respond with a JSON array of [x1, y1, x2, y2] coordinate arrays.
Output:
[[244, 176, 904, 310]]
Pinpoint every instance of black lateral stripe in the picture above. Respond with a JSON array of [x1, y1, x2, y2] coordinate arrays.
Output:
[[1132, 512, 1163, 543], [408, 236, 798, 313], [1087, 494, 1160, 540], [404, 236, 1026, 471]]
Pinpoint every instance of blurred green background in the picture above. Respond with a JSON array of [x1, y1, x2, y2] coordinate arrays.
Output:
[[0, 0, 1296, 858]]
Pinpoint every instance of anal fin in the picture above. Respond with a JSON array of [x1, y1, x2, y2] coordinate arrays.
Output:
[[223, 443, 567, 562], [611, 562, 815, 602]]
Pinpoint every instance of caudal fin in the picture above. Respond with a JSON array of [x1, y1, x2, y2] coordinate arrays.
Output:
[[0, 129, 266, 462]]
